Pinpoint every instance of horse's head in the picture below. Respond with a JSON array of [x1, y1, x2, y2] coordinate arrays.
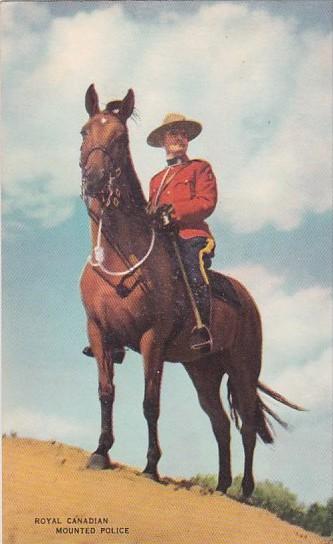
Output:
[[80, 84, 134, 199]]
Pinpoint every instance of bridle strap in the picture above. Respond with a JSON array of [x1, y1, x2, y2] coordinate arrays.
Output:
[[84, 145, 110, 164], [81, 139, 125, 206], [81, 133, 129, 169]]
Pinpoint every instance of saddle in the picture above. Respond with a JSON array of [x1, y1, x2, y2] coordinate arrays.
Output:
[[165, 268, 242, 353], [208, 270, 242, 309]]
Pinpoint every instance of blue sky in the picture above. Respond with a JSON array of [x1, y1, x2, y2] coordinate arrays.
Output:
[[2, 1, 332, 505]]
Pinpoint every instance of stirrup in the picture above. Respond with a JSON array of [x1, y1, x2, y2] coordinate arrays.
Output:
[[190, 325, 213, 354]]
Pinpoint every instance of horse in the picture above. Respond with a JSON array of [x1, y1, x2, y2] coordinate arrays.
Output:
[[79, 84, 303, 498]]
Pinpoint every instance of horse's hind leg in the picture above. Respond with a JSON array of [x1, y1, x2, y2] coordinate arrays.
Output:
[[183, 357, 232, 493], [228, 368, 258, 498], [240, 390, 257, 498], [86, 319, 115, 470]]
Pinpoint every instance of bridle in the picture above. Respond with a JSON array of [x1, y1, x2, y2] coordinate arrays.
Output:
[[80, 133, 130, 209], [80, 132, 156, 277]]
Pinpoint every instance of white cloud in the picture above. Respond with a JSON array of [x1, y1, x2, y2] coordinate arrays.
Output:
[[2, 3, 51, 65], [2, 408, 88, 442], [224, 263, 332, 392], [224, 31, 332, 232], [2, 2, 332, 230], [271, 347, 332, 409]]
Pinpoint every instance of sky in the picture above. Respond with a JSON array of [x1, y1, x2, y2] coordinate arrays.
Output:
[[1, 0, 332, 505]]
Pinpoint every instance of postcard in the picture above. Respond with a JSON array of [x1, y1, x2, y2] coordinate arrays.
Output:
[[2, 1, 332, 543]]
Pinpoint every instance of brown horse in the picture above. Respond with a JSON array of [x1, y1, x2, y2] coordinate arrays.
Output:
[[79, 85, 303, 497]]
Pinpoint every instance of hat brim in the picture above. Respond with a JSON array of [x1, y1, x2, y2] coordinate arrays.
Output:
[[147, 120, 202, 148]]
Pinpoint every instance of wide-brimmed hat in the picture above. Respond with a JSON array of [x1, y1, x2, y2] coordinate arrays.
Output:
[[147, 113, 202, 147]]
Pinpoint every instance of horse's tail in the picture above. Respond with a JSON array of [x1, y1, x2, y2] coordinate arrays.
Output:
[[227, 379, 305, 445], [257, 381, 305, 411]]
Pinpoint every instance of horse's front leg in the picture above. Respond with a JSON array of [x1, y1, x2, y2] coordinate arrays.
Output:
[[87, 319, 115, 470], [140, 330, 164, 480]]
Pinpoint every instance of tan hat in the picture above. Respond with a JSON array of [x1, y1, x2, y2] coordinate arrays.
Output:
[[147, 113, 202, 147]]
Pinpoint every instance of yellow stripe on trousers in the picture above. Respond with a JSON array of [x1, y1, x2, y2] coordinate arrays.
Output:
[[199, 238, 215, 285]]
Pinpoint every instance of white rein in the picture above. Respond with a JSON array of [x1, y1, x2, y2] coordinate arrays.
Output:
[[89, 211, 156, 277]]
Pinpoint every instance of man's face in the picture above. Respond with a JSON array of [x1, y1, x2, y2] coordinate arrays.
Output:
[[163, 127, 189, 157]]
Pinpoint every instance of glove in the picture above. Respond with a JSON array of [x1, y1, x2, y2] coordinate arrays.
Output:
[[152, 204, 179, 233]]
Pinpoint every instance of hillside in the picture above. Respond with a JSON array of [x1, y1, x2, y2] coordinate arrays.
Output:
[[2, 437, 329, 544]]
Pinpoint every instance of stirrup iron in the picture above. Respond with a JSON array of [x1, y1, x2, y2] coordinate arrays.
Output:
[[190, 324, 213, 354]]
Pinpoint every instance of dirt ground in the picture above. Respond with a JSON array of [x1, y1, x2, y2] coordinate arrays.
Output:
[[2, 437, 330, 544]]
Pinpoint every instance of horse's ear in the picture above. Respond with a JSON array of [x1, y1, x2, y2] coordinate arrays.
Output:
[[85, 84, 100, 117], [118, 89, 135, 122]]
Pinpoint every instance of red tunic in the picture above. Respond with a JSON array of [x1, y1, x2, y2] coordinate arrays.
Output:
[[149, 159, 218, 239]]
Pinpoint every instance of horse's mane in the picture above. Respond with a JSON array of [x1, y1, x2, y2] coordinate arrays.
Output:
[[125, 156, 147, 212]]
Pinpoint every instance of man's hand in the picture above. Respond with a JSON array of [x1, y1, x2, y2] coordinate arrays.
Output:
[[150, 204, 179, 233]]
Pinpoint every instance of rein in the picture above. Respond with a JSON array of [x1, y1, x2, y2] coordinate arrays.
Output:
[[88, 209, 156, 277]]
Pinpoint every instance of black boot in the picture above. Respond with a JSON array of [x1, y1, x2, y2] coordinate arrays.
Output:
[[189, 283, 213, 353], [194, 283, 211, 328], [82, 346, 94, 357], [82, 346, 126, 364]]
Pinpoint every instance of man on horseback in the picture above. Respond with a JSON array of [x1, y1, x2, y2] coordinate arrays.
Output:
[[147, 113, 218, 352]]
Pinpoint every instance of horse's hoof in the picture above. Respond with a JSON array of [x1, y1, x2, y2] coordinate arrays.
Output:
[[86, 453, 111, 470], [142, 470, 159, 482], [240, 494, 254, 504], [239, 495, 255, 506], [216, 480, 232, 494], [215, 485, 230, 495], [216, 487, 227, 495]]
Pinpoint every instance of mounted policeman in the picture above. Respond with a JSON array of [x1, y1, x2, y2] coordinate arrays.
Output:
[[147, 113, 218, 352]]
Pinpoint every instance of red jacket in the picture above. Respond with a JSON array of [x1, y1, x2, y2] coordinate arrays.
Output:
[[149, 159, 218, 239]]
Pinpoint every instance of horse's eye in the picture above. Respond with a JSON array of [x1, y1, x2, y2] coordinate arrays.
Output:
[[80, 129, 88, 138]]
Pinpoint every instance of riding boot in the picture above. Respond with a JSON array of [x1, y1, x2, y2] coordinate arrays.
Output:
[[189, 283, 212, 353], [82, 346, 94, 357], [82, 346, 126, 364], [175, 236, 214, 353], [193, 283, 211, 328]]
